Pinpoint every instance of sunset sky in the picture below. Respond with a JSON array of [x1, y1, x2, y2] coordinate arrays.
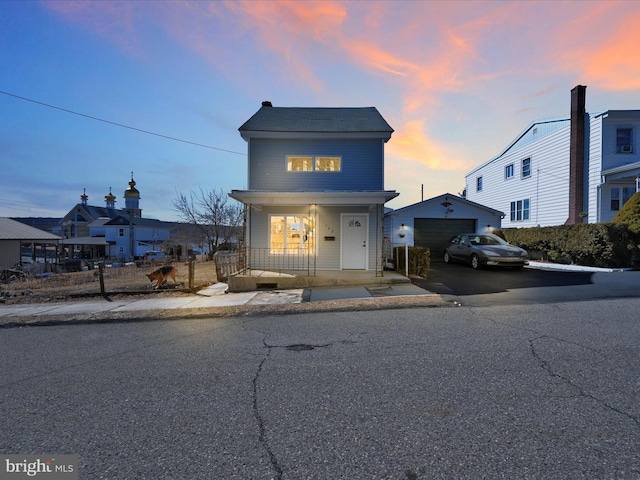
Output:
[[2, 0, 640, 221]]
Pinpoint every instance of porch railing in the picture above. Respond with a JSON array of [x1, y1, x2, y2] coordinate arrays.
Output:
[[245, 247, 316, 276]]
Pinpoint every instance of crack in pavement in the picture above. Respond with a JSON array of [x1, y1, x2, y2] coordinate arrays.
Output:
[[248, 333, 357, 479], [252, 334, 283, 480], [467, 307, 639, 430], [529, 335, 640, 430]]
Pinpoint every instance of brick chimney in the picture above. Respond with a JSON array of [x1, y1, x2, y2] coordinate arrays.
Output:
[[566, 85, 587, 224]]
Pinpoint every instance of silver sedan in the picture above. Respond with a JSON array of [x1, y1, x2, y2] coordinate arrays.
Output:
[[443, 233, 529, 270]]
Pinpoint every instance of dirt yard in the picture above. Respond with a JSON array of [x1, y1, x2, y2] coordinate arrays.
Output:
[[0, 260, 219, 305]]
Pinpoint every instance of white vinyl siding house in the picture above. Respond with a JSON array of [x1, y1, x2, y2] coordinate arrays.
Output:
[[465, 87, 640, 227], [466, 121, 571, 228]]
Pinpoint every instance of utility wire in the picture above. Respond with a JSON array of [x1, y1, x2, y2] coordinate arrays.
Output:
[[0, 89, 246, 156]]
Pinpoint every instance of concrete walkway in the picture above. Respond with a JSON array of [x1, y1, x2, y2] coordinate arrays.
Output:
[[0, 281, 442, 325]]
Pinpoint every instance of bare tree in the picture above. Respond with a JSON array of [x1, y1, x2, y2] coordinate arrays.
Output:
[[173, 187, 244, 256]]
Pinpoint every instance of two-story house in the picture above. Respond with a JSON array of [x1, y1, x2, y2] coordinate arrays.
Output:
[[465, 86, 640, 228], [229, 102, 399, 287]]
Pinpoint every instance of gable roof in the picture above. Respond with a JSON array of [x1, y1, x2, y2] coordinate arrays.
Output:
[[386, 193, 505, 217], [0, 217, 61, 241], [239, 105, 394, 141]]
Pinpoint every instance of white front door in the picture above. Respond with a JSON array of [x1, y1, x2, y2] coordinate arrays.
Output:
[[341, 214, 368, 269]]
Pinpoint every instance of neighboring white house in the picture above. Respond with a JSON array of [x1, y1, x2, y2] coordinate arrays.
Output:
[[465, 86, 640, 228], [384, 193, 504, 256], [230, 101, 398, 277]]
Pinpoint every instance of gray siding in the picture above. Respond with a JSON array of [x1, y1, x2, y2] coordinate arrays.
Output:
[[249, 205, 382, 270], [248, 138, 384, 191]]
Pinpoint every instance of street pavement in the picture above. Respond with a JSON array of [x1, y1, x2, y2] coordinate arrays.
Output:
[[1, 297, 639, 479]]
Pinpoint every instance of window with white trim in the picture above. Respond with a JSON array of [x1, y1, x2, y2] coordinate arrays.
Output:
[[521, 158, 531, 178], [287, 156, 341, 172], [287, 156, 313, 171], [505, 164, 514, 179], [616, 127, 633, 153], [510, 199, 530, 221], [315, 156, 341, 171], [269, 215, 316, 254], [476, 176, 483, 192], [118, 228, 125, 237]]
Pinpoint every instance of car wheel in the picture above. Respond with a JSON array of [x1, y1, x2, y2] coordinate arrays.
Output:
[[470, 254, 481, 270], [443, 251, 451, 263]]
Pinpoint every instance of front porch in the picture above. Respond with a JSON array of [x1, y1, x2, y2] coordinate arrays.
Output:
[[228, 268, 409, 292]]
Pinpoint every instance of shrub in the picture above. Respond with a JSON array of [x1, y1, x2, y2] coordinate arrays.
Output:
[[503, 223, 633, 268], [612, 191, 640, 240], [394, 246, 430, 277]]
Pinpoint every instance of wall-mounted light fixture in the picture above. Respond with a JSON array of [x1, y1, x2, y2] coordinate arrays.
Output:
[[399, 224, 406, 238]]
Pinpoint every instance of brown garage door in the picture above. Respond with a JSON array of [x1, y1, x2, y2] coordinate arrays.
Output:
[[414, 218, 477, 257]]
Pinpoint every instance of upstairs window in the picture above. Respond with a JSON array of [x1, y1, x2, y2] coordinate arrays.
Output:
[[315, 157, 341, 171], [287, 156, 313, 171], [522, 158, 531, 178], [505, 164, 514, 179], [118, 228, 125, 237], [617, 127, 633, 153], [476, 176, 483, 192]]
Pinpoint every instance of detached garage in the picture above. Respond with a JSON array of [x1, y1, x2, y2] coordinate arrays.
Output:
[[384, 193, 504, 257]]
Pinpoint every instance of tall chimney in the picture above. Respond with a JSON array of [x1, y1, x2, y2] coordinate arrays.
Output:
[[566, 85, 586, 224]]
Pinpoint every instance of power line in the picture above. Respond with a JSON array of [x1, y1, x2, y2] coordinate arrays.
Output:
[[0, 89, 246, 156]]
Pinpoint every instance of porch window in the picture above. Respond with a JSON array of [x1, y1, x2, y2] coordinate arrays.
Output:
[[269, 215, 316, 254], [287, 156, 313, 171], [623, 187, 635, 205], [315, 156, 341, 171], [611, 188, 620, 211]]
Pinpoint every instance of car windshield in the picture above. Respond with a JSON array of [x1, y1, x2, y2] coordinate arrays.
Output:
[[468, 235, 508, 246]]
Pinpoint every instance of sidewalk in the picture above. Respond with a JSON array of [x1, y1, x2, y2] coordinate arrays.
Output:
[[0, 282, 446, 326]]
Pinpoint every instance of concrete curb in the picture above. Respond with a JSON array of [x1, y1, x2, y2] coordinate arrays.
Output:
[[0, 294, 451, 328]]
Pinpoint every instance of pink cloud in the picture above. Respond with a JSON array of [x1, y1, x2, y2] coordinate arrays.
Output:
[[42, 0, 140, 53]]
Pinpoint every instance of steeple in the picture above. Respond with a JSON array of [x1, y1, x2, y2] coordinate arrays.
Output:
[[80, 188, 88, 205], [124, 172, 142, 217], [105, 187, 116, 209]]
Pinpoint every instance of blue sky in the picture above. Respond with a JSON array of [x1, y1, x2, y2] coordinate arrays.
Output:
[[2, 0, 640, 221]]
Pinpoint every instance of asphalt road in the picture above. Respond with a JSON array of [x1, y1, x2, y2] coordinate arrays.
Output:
[[1, 298, 639, 479], [414, 260, 640, 306]]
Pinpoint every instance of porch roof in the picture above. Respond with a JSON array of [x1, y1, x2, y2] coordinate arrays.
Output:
[[229, 190, 399, 206], [602, 161, 640, 181]]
